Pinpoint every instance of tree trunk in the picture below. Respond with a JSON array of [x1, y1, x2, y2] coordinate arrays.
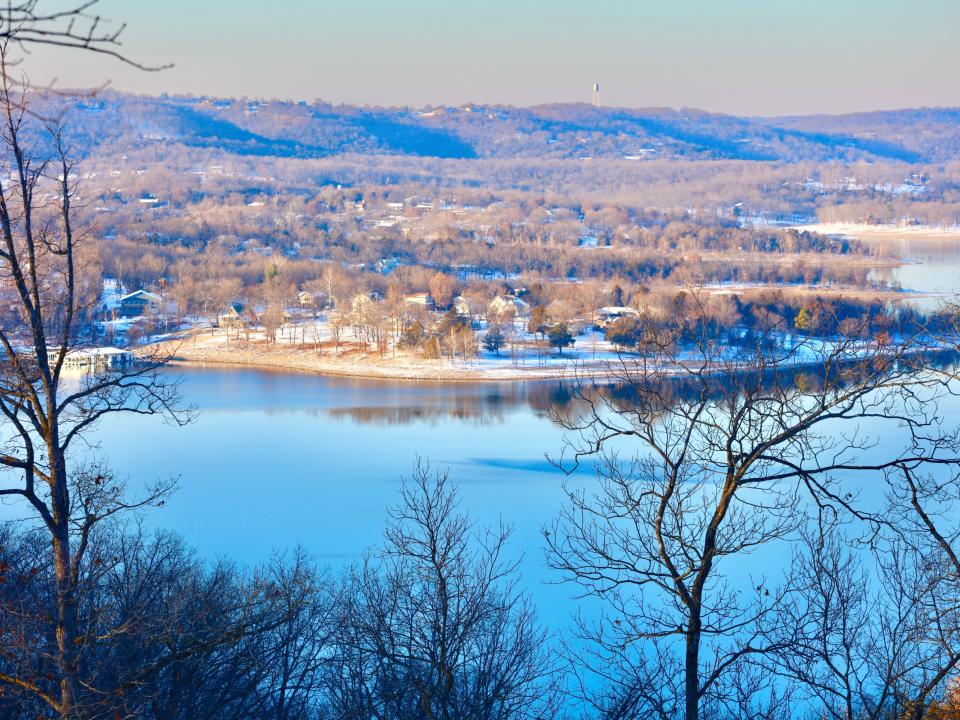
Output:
[[684, 611, 701, 720], [908, 699, 927, 720], [51, 455, 80, 719]]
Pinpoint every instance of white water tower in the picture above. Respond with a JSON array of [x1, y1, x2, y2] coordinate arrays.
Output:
[[592, 82, 601, 107]]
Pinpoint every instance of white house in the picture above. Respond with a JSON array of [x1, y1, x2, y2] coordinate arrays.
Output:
[[403, 293, 435, 310], [488, 295, 530, 320], [453, 295, 472, 317]]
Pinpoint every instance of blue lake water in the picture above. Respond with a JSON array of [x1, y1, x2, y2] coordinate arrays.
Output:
[[91, 368, 592, 629], [82, 365, 957, 637]]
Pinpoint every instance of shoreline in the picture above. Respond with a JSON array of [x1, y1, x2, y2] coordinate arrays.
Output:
[[144, 334, 933, 385], [139, 295, 957, 384], [795, 223, 960, 240], [163, 356, 598, 383], [152, 341, 618, 383]]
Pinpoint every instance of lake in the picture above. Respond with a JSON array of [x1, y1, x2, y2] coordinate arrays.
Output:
[[863, 231, 960, 306], [83, 363, 957, 636], [793, 224, 960, 307], [92, 368, 592, 629]]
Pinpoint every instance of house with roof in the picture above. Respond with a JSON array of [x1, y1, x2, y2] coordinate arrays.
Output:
[[220, 302, 247, 329], [351, 293, 376, 316], [298, 291, 319, 308], [487, 295, 530, 321], [453, 295, 472, 317], [403, 293, 435, 310], [119, 290, 162, 318]]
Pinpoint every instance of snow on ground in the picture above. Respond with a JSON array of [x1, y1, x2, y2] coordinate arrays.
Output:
[[138, 311, 935, 383], [794, 222, 960, 238], [144, 314, 632, 380]]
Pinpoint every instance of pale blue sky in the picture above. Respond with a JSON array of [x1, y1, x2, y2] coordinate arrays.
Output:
[[23, 0, 960, 115]]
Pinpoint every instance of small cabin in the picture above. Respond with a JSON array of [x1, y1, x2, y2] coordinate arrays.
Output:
[[220, 302, 246, 329]]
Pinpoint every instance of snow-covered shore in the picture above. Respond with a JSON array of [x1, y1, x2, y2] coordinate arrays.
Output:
[[795, 222, 960, 239], [146, 324, 628, 382], [141, 322, 934, 384]]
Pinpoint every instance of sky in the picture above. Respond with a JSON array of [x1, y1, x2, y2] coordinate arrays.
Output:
[[21, 0, 960, 116]]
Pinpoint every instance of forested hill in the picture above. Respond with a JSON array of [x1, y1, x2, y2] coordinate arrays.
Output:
[[41, 91, 960, 163]]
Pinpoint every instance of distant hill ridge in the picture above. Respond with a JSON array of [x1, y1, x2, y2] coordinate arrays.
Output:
[[36, 90, 960, 164]]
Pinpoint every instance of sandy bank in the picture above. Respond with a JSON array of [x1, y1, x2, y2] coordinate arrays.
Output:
[[146, 335, 613, 383]]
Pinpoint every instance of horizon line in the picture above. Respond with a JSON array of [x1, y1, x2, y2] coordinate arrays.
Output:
[[44, 86, 960, 121]]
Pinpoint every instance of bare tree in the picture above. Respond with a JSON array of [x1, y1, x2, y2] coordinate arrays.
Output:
[[0, 54, 187, 718], [881, 463, 960, 720], [761, 523, 909, 720], [329, 310, 345, 355], [428, 271, 456, 310], [761, 462, 960, 720], [0, 523, 327, 720], [545, 291, 959, 720], [328, 461, 559, 720], [0, 1, 169, 71], [262, 303, 285, 344]]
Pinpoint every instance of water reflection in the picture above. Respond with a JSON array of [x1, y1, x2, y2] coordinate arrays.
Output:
[[178, 353, 957, 433], [89, 366, 587, 630], [866, 233, 960, 307], [324, 406, 509, 426], [173, 366, 580, 425]]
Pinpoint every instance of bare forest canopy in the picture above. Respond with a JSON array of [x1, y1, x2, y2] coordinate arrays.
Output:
[[16, 89, 960, 338], [22, 90, 960, 231]]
